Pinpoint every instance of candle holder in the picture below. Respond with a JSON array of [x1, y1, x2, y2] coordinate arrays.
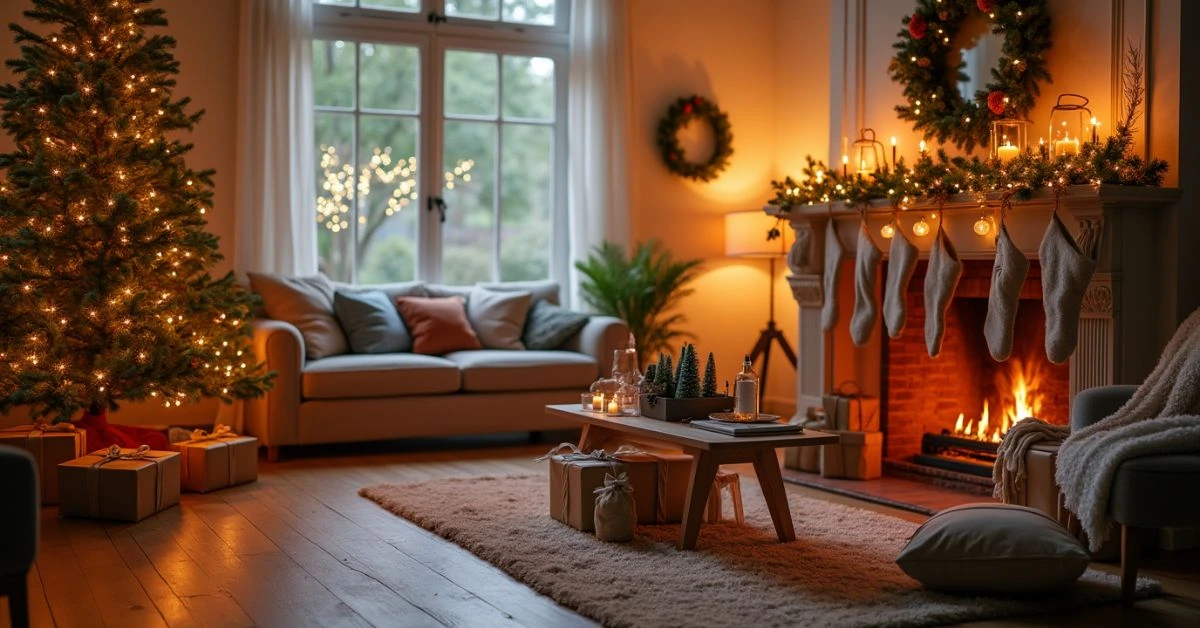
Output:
[[581, 392, 593, 410], [1049, 94, 1091, 157], [605, 395, 623, 416], [851, 128, 887, 176], [990, 119, 1029, 164]]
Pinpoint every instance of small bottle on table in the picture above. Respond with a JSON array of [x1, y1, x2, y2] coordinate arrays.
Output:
[[733, 354, 759, 421]]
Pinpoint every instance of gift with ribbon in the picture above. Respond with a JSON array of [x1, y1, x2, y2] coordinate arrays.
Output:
[[538, 443, 658, 532], [593, 472, 635, 542], [58, 445, 180, 521], [170, 424, 258, 493], [821, 381, 881, 432], [1, 419, 87, 504]]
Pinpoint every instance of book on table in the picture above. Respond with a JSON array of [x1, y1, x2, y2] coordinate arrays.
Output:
[[689, 419, 803, 437]]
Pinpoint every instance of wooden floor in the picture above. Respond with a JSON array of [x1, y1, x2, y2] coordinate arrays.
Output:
[[7, 436, 1200, 627]]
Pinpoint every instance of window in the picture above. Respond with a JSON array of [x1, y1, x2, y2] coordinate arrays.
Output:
[[312, 0, 568, 285]]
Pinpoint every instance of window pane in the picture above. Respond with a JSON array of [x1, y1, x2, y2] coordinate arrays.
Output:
[[359, 43, 419, 113], [503, 0, 555, 26], [446, 0, 499, 21], [502, 55, 554, 121], [315, 112, 355, 282], [444, 50, 497, 117], [362, 0, 419, 12], [358, 115, 420, 283], [316, 0, 354, 6], [313, 40, 354, 108], [499, 124, 551, 280], [442, 121, 496, 285]]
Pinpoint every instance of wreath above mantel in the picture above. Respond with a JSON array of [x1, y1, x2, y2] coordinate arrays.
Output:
[[889, 0, 1052, 151], [656, 95, 733, 182]]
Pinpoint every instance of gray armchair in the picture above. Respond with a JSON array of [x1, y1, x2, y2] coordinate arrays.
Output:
[[0, 445, 38, 628], [1071, 386, 1200, 605]]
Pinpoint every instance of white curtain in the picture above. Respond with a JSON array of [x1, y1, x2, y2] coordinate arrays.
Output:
[[567, 0, 633, 308], [234, 0, 318, 278]]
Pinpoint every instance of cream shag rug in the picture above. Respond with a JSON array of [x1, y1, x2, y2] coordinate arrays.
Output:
[[359, 475, 1158, 628]]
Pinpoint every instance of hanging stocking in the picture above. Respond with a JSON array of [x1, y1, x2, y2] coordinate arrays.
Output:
[[820, 217, 844, 332], [924, 223, 963, 357], [1039, 211, 1099, 364], [985, 224, 1030, 361], [850, 220, 882, 347], [883, 223, 919, 338]]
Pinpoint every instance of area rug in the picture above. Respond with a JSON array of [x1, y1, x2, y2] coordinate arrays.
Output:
[[359, 474, 1159, 628]]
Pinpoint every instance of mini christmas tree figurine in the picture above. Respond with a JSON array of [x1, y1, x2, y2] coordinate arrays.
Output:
[[702, 352, 718, 397], [0, 0, 273, 427], [653, 353, 674, 398], [674, 343, 701, 399], [641, 363, 658, 393]]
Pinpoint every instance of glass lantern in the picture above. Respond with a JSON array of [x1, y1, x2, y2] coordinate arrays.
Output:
[[990, 119, 1029, 164], [1049, 94, 1091, 157], [851, 128, 887, 176]]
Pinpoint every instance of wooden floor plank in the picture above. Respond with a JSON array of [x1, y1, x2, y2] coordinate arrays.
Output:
[[25, 562, 56, 628], [106, 525, 200, 628], [59, 518, 168, 628], [33, 511, 105, 628]]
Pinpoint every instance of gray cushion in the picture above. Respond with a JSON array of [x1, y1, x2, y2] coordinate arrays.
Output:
[[1110, 453, 1200, 527], [445, 350, 598, 392], [248, 272, 348, 360], [895, 503, 1090, 594], [523, 300, 590, 350], [302, 353, 460, 399], [333, 290, 412, 354], [467, 286, 533, 350]]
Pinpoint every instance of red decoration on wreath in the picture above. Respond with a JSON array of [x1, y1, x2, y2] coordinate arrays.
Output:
[[977, 0, 997, 13], [987, 90, 1006, 115], [683, 104, 693, 115], [908, 14, 927, 40]]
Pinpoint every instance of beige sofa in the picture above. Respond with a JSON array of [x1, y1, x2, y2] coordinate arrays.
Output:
[[242, 279, 627, 460]]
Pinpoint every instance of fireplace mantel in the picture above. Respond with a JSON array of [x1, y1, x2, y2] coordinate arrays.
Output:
[[765, 184, 1182, 419]]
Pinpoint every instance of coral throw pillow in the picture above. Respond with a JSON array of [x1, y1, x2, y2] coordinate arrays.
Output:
[[395, 296, 483, 355]]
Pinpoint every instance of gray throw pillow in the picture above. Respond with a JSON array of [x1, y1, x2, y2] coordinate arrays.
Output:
[[333, 290, 412, 354], [522, 300, 590, 350], [466, 286, 533, 350], [895, 503, 1090, 595]]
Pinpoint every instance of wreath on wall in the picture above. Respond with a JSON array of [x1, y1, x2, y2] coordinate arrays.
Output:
[[888, 0, 1052, 151], [656, 95, 733, 182]]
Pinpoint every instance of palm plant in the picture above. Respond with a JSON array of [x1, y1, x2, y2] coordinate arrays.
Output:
[[575, 240, 703, 369]]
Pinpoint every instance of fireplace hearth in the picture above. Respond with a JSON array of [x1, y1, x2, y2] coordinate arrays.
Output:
[[915, 432, 998, 477]]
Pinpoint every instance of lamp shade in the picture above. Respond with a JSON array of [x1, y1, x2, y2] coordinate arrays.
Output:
[[725, 210, 785, 258]]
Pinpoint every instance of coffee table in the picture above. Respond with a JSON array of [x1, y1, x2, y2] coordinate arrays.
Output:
[[545, 404, 839, 550]]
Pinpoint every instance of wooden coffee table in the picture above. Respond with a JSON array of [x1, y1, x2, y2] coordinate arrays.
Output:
[[545, 404, 839, 550]]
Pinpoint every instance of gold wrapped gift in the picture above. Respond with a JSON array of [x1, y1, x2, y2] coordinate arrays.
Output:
[[0, 421, 87, 504], [58, 445, 180, 522], [171, 426, 258, 493]]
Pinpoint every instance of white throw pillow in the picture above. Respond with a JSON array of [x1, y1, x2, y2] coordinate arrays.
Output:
[[895, 503, 1090, 595], [248, 272, 348, 360], [466, 286, 533, 350]]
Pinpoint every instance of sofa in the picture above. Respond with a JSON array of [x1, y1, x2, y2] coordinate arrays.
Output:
[[242, 274, 628, 460]]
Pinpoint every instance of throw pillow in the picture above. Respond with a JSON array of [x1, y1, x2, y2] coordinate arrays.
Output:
[[895, 503, 1090, 595], [248, 272, 348, 359], [395, 296, 483, 355], [523, 300, 590, 350], [333, 290, 412, 354], [467, 286, 533, 350]]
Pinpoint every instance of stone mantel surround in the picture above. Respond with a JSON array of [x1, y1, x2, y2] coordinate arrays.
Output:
[[765, 184, 1182, 420]]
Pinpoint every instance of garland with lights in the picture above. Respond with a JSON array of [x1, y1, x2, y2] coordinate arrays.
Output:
[[656, 94, 733, 182], [889, 0, 1052, 151], [0, 0, 273, 423]]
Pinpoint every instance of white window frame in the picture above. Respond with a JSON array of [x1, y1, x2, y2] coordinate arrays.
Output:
[[313, 1, 569, 285]]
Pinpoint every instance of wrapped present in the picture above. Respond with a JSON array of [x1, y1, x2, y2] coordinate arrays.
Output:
[[704, 470, 744, 525], [819, 430, 882, 480], [58, 445, 180, 522], [541, 444, 657, 532], [648, 451, 694, 523], [170, 426, 258, 493], [593, 472, 635, 542], [1, 420, 87, 504], [784, 414, 828, 473], [822, 383, 880, 432]]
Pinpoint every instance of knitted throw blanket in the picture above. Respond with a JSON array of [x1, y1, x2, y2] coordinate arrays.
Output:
[[992, 417, 1071, 504], [1056, 307, 1200, 551]]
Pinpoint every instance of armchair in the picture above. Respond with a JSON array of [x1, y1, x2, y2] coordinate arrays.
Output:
[[0, 445, 37, 628]]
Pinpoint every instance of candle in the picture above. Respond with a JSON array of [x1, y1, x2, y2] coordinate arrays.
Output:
[[1054, 137, 1079, 156], [1090, 117, 1100, 143], [890, 136, 897, 169], [1038, 137, 1047, 159], [996, 143, 1019, 163], [592, 393, 603, 411], [841, 154, 848, 178], [607, 397, 620, 415], [857, 158, 869, 177]]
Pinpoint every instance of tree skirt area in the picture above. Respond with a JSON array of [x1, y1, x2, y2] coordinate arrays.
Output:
[[359, 474, 1158, 628]]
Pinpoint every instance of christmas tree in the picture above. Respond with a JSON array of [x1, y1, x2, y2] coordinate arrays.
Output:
[[702, 352, 717, 397], [0, 0, 273, 423], [653, 353, 674, 398], [674, 343, 700, 399]]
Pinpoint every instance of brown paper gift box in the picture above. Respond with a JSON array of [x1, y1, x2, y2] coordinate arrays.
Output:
[[647, 451, 694, 523], [783, 419, 828, 473], [819, 430, 882, 480], [171, 435, 259, 493], [821, 393, 880, 432], [547, 455, 657, 532], [58, 448, 180, 522], [0, 424, 87, 504]]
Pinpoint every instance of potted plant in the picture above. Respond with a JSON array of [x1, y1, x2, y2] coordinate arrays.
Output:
[[639, 344, 732, 422]]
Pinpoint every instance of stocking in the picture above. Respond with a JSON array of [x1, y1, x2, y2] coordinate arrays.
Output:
[[1039, 212, 1098, 364], [985, 224, 1030, 361], [820, 218, 844, 332], [883, 225, 919, 338], [924, 224, 963, 357], [850, 221, 882, 347]]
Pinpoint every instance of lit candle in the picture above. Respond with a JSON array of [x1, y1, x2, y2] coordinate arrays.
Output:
[[890, 136, 897, 169], [842, 154, 848, 178], [1090, 117, 1100, 143], [996, 142, 1019, 163], [857, 158, 870, 177], [1038, 137, 1047, 159], [592, 393, 603, 411], [607, 397, 620, 415], [1054, 137, 1079, 156]]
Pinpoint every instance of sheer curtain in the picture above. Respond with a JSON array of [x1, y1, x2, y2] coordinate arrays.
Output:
[[234, 0, 318, 278], [567, 0, 633, 308]]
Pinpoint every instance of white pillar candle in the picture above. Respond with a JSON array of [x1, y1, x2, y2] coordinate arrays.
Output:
[[996, 144, 1019, 163]]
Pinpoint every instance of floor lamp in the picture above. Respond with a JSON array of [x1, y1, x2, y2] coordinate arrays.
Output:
[[725, 210, 797, 405]]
